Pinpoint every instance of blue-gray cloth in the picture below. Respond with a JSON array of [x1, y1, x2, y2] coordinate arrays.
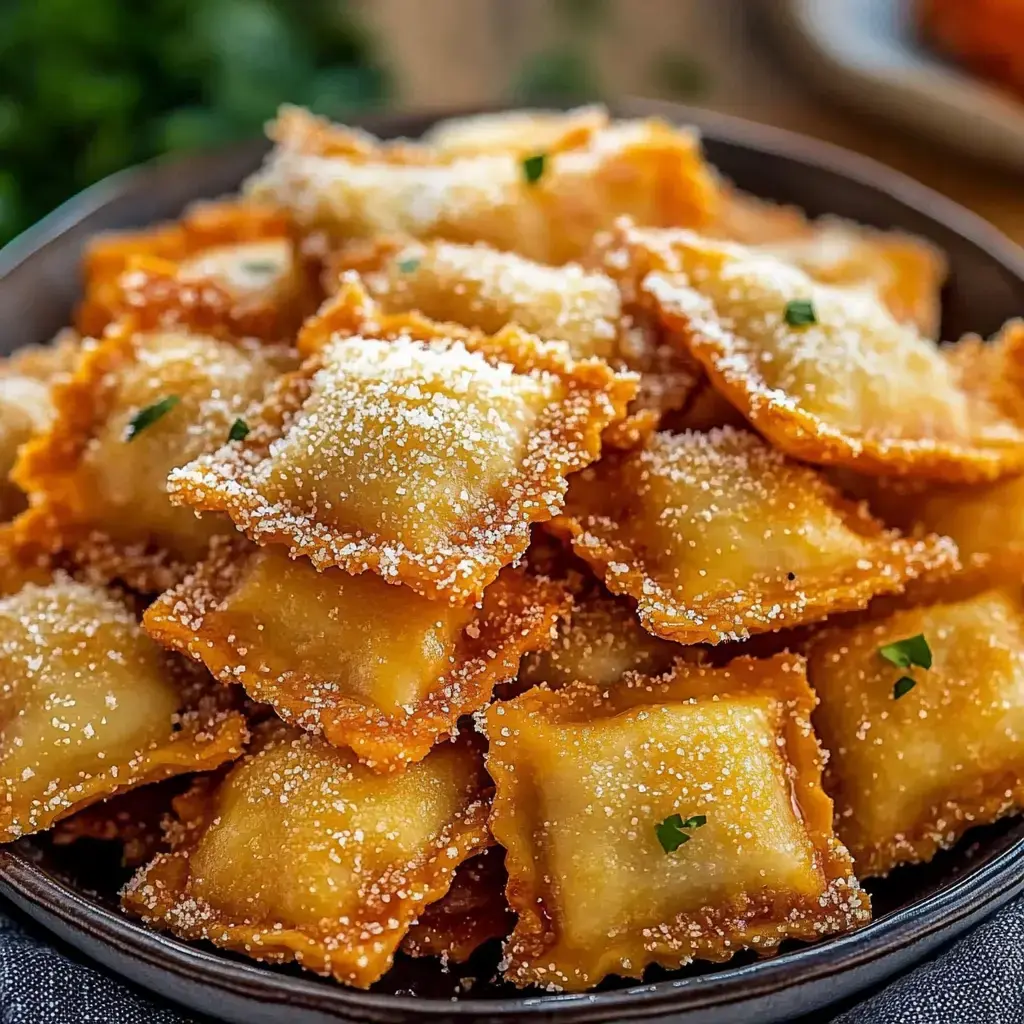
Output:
[[1, 898, 1019, 1024]]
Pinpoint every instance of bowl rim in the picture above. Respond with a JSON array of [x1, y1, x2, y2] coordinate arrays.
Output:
[[2, 98, 1024, 1019], [3, 834, 1024, 1018]]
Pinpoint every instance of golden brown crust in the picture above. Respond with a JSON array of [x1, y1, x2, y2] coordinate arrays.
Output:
[[325, 237, 625, 362], [167, 286, 636, 604], [246, 106, 720, 265], [421, 105, 611, 157], [144, 536, 570, 770], [549, 428, 957, 644], [808, 585, 1024, 876], [486, 654, 870, 990], [517, 585, 698, 693], [401, 846, 514, 962], [325, 239, 699, 442], [77, 200, 314, 341], [51, 779, 186, 867], [123, 732, 492, 987], [12, 319, 291, 591], [598, 223, 1024, 482], [0, 574, 247, 841], [710, 187, 947, 337]]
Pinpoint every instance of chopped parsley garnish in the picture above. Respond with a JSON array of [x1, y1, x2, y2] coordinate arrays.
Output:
[[879, 634, 932, 671], [522, 152, 547, 185], [893, 676, 917, 700], [125, 396, 180, 441], [228, 418, 250, 442], [784, 298, 817, 326], [240, 259, 277, 275], [397, 256, 420, 274], [880, 635, 930, 700], [655, 812, 707, 853]]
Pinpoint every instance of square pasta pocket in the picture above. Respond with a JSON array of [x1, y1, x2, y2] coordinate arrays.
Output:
[[486, 654, 870, 991], [77, 200, 313, 342], [0, 573, 246, 841], [329, 238, 626, 362], [168, 298, 635, 603], [244, 106, 719, 265], [13, 319, 293, 590], [144, 537, 569, 770], [123, 728, 491, 987], [599, 224, 1024, 482], [328, 240, 700, 440], [808, 584, 1024, 877], [709, 187, 946, 337], [550, 427, 956, 644]]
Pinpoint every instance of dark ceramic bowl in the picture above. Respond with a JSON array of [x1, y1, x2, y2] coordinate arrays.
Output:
[[2, 100, 1024, 1024]]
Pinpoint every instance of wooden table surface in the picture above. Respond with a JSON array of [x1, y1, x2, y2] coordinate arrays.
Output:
[[357, 0, 1024, 244]]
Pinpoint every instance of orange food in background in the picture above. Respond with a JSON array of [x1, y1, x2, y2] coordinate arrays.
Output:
[[919, 0, 1024, 99]]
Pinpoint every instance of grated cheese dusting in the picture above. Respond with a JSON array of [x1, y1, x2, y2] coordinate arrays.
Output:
[[809, 588, 1024, 877], [11, 102, 1006, 999], [487, 654, 871, 990], [551, 427, 956, 644], [143, 538, 569, 769], [121, 730, 491, 987], [168, 329, 632, 603], [0, 575, 244, 840]]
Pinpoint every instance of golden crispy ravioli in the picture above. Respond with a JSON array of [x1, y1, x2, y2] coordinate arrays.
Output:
[[244, 106, 719, 264], [808, 587, 1024, 876], [839, 469, 1024, 578], [422, 105, 610, 157], [77, 201, 309, 341], [603, 224, 1024, 481], [712, 188, 947, 336], [123, 730, 491, 987], [329, 238, 624, 362], [144, 538, 569, 769], [0, 575, 246, 841], [0, 367, 60, 521], [550, 428, 955, 644], [12, 323, 291, 590], [0, 333, 82, 521], [486, 654, 870, 990], [518, 588, 690, 691], [168, 295, 635, 603], [401, 846, 514, 962], [328, 239, 698, 433]]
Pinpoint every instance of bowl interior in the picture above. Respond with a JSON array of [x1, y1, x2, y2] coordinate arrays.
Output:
[[2, 101, 1024, 1021]]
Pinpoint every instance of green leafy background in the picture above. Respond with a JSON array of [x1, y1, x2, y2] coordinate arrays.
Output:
[[0, 0, 389, 245]]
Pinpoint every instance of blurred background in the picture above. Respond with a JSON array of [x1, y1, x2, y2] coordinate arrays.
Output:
[[2, 0, 1023, 248]]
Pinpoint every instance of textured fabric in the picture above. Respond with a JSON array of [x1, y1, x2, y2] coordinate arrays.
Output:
[[834, 896, 1024, 1024], [1, 897, 1020, 1023], [0, 906, 191, 1024]]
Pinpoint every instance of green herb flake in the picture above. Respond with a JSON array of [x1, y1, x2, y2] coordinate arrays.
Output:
[[784, 298, 817, 327], [879, 634, 932, 671], [228, 418, 250, 443], [655, 812, 707, 853], [522, 152, 547, 186], [240, 259, 278, 275], [125, 396, 180, 441], [893, 676, 917, 699], [396, 256, 420, 274]]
